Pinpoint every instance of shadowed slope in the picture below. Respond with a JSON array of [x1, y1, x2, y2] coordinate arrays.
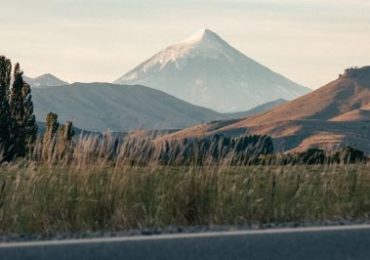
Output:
[[32, 83, 223, 132]]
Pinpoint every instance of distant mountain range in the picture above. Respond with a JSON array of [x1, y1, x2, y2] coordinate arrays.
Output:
[[31, 82, 285, 132], [26, 29, 310, 133], [115, 29, 310, 112], [157, 66, 370, 153], [24, 73, 68, 88]]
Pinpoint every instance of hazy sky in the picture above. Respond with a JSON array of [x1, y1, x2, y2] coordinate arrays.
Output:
[[1, 0, 370, 89]]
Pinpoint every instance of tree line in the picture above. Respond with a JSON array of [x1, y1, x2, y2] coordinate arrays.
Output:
[[258, 146, 367, 165], [114, 134, 274, 166], [0, 56, 37, 161]]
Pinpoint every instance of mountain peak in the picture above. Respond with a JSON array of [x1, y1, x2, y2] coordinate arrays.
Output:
[[115, 29, 309, 112], [180, 29, 223, 45], [35, 73, 58, 80], [25, 73, 68, 88]]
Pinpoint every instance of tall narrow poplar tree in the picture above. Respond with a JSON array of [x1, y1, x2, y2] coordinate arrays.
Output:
[[9, 63, 38, 157], [45, 112, 59, 141], [10, 63, 26, 157], [22, 82, 38, 145], [0, 56, 12, 159], [60, 121, 74, 142]]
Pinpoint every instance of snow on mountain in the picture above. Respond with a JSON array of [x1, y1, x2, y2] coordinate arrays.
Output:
[[24, 73, 68, 88], [115, 29, 311, 112]]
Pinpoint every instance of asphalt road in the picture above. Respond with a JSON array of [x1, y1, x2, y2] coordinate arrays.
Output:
[[1, 225, 370, 260]]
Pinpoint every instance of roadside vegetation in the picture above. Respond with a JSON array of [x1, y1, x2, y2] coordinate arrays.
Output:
[[1, 162, 370, 236]]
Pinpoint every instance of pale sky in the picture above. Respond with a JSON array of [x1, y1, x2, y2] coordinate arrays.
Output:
[[1, 0, 370, 89]]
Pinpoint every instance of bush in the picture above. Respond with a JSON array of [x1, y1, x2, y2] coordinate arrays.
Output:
[[330, 146, 367, 164]]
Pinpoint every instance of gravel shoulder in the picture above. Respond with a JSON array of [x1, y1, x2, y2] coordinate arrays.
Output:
[[2, 219, 370, 243]]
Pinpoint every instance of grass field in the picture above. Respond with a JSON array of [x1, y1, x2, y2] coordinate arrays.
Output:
[[1, 161, 370, 236]]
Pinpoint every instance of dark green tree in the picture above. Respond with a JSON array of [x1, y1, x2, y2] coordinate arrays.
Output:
[[41, 112, 59, 161], [45, 112, 59, 141], [58, 121, 74, 161], [22, 82, 38, 145], [8, 63, 38, 158], [9, 64, 27, 157], [59, 121, 74, 142], [0, 56, 12, 160]]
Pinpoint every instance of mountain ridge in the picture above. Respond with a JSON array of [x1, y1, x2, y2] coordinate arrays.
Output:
[[31, 82, 284, 132]]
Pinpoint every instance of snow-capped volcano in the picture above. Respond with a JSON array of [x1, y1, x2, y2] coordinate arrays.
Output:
[[24, 73, 68, 88], [125, 29, 235, 73], [115, 29, 311, 112]]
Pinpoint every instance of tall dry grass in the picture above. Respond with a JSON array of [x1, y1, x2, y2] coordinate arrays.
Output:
[[1, 162, 370, 235], [0, 134, 369, 236]]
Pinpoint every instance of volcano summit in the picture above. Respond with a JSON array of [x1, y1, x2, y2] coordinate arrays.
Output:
[[115, 29, 310, 112]]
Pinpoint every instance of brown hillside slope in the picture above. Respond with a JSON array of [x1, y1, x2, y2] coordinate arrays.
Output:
[[229, 66, 370, 128], [330, 104, 370, 122], [157, 67, 370, 153]]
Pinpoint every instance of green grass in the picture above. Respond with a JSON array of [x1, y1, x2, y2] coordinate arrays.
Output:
[[1, 162, 370, 236]]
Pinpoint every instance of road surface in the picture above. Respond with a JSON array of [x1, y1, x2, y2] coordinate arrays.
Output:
[[1, 225, 370, 260]]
